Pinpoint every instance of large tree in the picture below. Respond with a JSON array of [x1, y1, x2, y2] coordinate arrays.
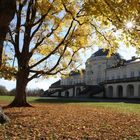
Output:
[[4, 0, 91, 107], [1, 0, 140, 107]]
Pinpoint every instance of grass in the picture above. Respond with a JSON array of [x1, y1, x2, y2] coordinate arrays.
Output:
[[0, 95, 38, 103], [0, 96, 140, 115], [83, 102, 140, 115]]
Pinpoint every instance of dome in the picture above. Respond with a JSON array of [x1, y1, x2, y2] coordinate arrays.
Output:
[[92, 49, 122, 60], [93, 49, 108, 57]]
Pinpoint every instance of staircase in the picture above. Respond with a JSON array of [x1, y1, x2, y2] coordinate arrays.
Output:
[[78, 85, 104, 98]]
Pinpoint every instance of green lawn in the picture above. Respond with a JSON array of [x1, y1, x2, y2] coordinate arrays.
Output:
[[0, 96, 140, 115], [83, 102, 140, 115], [0, 95, 38, 103]]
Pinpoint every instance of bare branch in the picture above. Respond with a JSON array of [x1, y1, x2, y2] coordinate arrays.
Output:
[[30, 20, 43, 40], [8, 28, 16, 46], [28, 45, 80, 81], [14, 2, 25, 56]]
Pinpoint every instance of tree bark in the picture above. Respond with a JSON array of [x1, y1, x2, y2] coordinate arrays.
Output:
[[0, 41, 3, 66], [0, 26, 7, 66], [0, 0, 16, 67], [8, 69, 31, 107]]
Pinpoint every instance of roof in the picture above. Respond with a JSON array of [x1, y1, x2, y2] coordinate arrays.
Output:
[[92, 49, 122, 59], [51, 80, 61, 87], [69, 69, 85, 76], [94, 49, 109, 57], [126, 57, 140, 64]]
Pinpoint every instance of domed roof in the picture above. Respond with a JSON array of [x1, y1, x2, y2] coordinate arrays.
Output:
[[93, 49, 122, 59], [93, 49, 108, 57]]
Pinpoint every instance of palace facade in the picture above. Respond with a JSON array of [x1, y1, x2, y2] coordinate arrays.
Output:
[[45, 49, 140, 99]]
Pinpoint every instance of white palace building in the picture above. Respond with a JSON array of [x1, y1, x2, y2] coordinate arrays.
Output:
[[45, 49, 140, 99]]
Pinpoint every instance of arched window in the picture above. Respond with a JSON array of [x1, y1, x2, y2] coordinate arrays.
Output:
[[58, 91, 61, 97], [76, 88, 81, 96], [107, 86, 113, 97], [127, 85, 134, 97], [65, 91, 69, 97], [138, 85, 140, 97], [117, 85, 123, 98]]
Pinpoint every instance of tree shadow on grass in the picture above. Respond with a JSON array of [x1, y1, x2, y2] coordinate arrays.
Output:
[[33, 97, 140, 104], [33, 97, 87, 104]]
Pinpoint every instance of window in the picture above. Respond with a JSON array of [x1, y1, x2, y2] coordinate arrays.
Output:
[[112, 75, 115, 80], [107, 64, 110, 68], [98, 65, 101, 71], [138, 71, 140, 77], [117, 75, 120, 79], [97, 78, 101, 83], [130, 71, 134, 77], [123, 74, 126, 78]]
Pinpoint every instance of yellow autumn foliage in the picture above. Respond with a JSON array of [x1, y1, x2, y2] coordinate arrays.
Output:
[[2, 0, 140, 80]]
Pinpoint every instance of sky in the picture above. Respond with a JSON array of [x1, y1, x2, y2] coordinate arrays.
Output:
[[0, 45, 137, 91]]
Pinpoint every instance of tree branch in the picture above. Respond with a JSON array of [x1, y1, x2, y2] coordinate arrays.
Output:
[[28, 48, 79, 81], [29, 19, 74, 69], [30, 20, 43, 40], [90, 22, 113, 48], [32, 5, 52, 27], [8, 28, 16, 46]]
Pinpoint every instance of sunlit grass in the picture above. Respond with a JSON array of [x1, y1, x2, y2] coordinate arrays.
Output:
[[83, 102, 140, 115], [0, 96, 140, 115]]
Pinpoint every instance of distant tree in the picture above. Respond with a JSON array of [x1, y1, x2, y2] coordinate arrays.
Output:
[[0, 85, 8, 95], [9, 88, 16, 96]]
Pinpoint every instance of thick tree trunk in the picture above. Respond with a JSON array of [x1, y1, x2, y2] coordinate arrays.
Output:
[[8, 70, 31, 107], [0, 27, 7, 67], [0, 41, 3, 66], [0, 0, 16, 67]]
